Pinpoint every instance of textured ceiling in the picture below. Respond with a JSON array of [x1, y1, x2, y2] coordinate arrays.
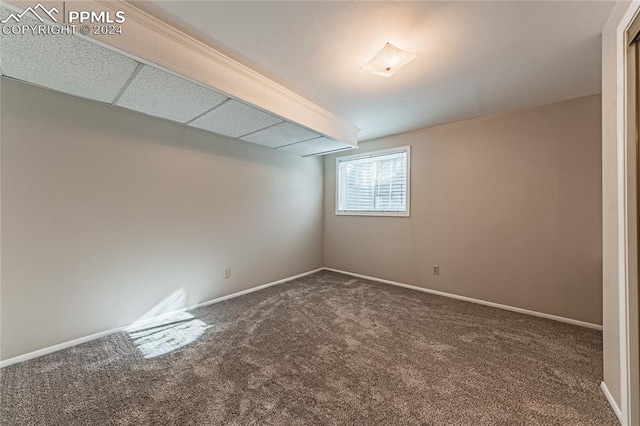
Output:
[[137, 1, 614, 141], [115, 65, 229, 123], [242, 122, 320, 148], [0, 8, 138, 103], [190, 100, 283, 138], [0, 5, 353, 156]]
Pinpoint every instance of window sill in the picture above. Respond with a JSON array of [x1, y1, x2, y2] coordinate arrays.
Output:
[[335, 211, 410, 217]]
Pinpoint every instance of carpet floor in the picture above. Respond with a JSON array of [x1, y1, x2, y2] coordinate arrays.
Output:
[[0, 271, 617, 425]]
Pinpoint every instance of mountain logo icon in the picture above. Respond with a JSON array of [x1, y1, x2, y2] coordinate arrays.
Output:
[[1, 3, 59, 24]]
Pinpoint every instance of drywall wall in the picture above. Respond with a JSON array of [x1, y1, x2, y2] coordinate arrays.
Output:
[[0, 78, 324, 360], [324, 95, 603, 325]]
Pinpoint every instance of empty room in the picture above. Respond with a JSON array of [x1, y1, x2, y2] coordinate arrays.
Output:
[[1, 0, 639, 424]]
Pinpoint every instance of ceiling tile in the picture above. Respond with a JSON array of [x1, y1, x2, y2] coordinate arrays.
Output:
[[278, 137, 356, 156], [0, 8, 138, 103], [116, 65, 228, 123], [189, 100, 282, 138], [241, 122, 319, 148]]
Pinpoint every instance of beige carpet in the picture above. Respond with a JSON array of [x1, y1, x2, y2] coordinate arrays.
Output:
[[0, 271, 617, 425]]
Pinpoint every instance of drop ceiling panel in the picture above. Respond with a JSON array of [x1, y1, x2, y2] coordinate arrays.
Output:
[[278, 137, 355, 156], [189, 100, 282, 138], [0, 8, 138, 103], [116, 65, 228, 123], [241, 122, 319, 148], [0, 4, 359, 156]]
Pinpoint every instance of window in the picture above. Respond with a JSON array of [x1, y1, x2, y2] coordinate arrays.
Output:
[[336, 146, 410, 216]]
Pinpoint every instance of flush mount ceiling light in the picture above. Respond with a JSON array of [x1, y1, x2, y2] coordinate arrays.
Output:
[[362, 42, 418, 77]]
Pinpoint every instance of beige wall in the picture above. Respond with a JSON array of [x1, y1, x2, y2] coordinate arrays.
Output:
[[0, 78, 324, 360], [324, 95, 603, 325]]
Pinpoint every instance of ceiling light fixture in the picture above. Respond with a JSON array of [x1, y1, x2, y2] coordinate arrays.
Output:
[[362, 42, 418, 77]]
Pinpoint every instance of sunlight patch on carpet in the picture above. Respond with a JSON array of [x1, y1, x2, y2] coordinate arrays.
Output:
[[127, 311, 210, 358]]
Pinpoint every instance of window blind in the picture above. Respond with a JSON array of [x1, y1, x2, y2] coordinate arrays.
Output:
[[337, 148, 409, 214]]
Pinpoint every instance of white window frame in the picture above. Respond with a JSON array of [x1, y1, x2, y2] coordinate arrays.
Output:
[[335, 145, 411, 217]]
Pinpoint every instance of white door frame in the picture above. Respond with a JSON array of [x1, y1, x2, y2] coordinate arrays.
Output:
[[616, 2, 640, 425]]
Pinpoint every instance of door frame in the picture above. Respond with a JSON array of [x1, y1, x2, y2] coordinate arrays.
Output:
[[616, 2, 640, 425]]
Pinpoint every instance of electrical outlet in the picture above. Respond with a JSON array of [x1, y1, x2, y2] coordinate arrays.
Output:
[[223, 268, 231, 279], [432, 265, 440, 276]]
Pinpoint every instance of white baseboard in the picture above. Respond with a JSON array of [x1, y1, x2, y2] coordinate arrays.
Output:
[[193, 268, 323, 310], [0, 325, 127, 369], [0, 266, 603, 368], [0, 268, 323, 368], [324, 268, 603, 330], [601, 381, 623, 423]]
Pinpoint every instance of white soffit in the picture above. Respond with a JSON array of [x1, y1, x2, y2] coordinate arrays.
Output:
[[0, 7, 138, 104], [278, 137, 355, 157], [241, 122, 319, 148], [115, 65, 228, 123], [189, 100, 282, 138]]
